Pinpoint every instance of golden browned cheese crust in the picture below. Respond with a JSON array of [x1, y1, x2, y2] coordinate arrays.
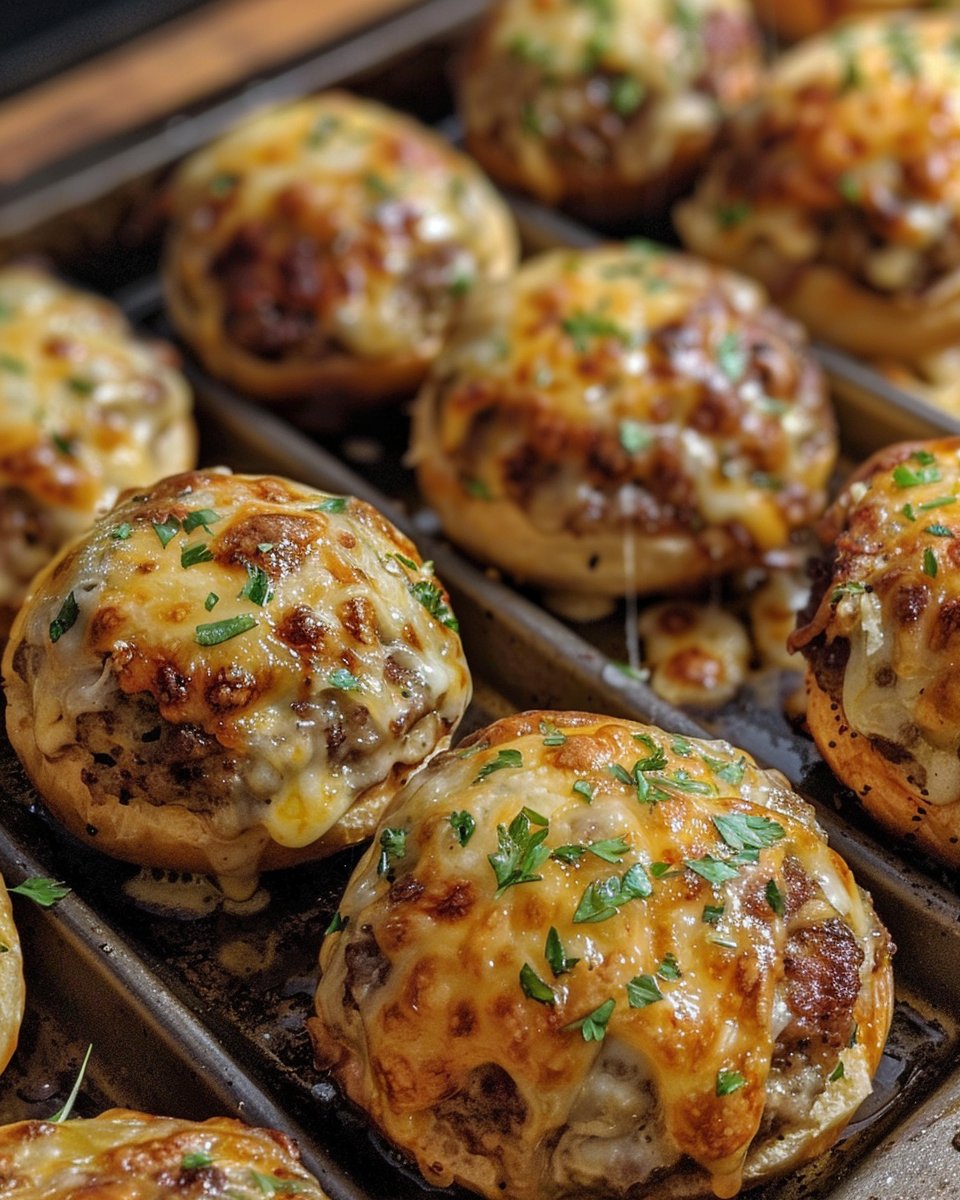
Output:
[[791, 438, 960, 865], [410, 245, 835, 597], [0, 266, 195, 636], [0, 1109, 327, 1199], [750, 0, 955, 41], [460, 0, 763, 226], [0, 875, 24, 1079], [311, 711, 894, 1200], [163, 91, 518, 423], [677, 14, 960, 363], [2, 471, 471, 897]]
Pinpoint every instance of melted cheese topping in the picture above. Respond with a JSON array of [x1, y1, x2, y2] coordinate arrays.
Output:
[[411, 245, 835, 588], [677, 13, 960, 355], [0, 1110, 326, 1199], [4, 470, 470, 876], [637, 601, 750, 708], [460, 0, 761, 213], [312, 711, 891, 1200], [798, 438, 960, 806], [0, 266, 194, 615], [164, 91, 517, 390]]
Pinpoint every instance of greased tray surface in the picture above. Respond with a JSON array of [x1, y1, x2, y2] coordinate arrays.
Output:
[[3, 4, 960, 1198]]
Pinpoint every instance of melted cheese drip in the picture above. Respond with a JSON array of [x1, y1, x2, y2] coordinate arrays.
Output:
[[12, 471, 471, 865], [315, 714, 881, 1200]]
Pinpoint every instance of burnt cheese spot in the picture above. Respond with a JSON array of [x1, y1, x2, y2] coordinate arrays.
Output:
[[217, 513, 315, 576], [206, 664, 259, 712], [277, 604, 326, 650]]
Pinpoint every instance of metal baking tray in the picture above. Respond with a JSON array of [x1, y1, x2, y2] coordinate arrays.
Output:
[[3, 2, 960, 1197]]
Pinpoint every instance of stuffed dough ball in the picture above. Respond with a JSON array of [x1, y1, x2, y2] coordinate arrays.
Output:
[[750, 0, 957, 42], [459, 0, 763, 226], [2, 470, 471, 899], [163, 91, 518, 424], [0, 874, 24, 1079], [0, 1109, 327, 1199], [0, 265, 195, 637], [791, 438, 960, 868], [676, 14, 960, 364], [311, 711, 893, 1200], [410, 243, 835, 597]]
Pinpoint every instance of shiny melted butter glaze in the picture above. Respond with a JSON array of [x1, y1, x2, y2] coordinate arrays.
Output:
[[3, 470, 470, 888], [677, 13, 960, 359], [412, 245, 834, 596], [164, 90, 517, 387], [793, 439, 960, 807], [0, 265, 194, 617], [312, 712, 893, 1200], [0, 1110, 327, 1199]]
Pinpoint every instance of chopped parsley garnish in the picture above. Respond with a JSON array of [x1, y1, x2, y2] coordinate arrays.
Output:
[[626, 974, 664, 1007], [829, 1060, 845, 1082], [716, 331, 747, 383], [50, 1043, 93, 1123], [152, 517, 180, 547], [328, 668, 359, 690], [410, 579, 459, 631], [716, 1068, 747, 1096], [182, 1151, 214, 1170], [257, 542, 274, 553], [519, 963, 556, 1005], [111, 522, 133, 540], [684, 855, 740, 886], [194, 615, 257, 645], [209, 172, 238, 196], [520, 101, 544, 137], [650, 861, 682, 879], [464, 477, 492, 500], [240, 563, 272, 606], [449, 810, 476, 846], [671, 735, 694, 755], [363, 172, 394, 200], [923, 548, 938, 578], [665, 769, 714, 796], [657, 953, 681, 981], [182, 508, 221, 533], [702, 903, 724, 925], [564, 997, 615, 1042], [310, 496, 348, 513], [572, 779, 595, 803], [765, 878, 786, 917], [474, 748, 523, 784], [838, 173, 861, 203], [920, 495, 956, 511], [610, 75, 645, 116], [713, 813, 785, 852], [10, 877, 71, 907], [249, 1171, 310, 1196], [551, 837, 631, 865], [181, 542, 214, 568], [619, 419, 651, 455], [545, 926, 579, 976], [562, 310, 629, 353], [324, 912, 348, 934], [831, 580, 867, 603], [204, 592, 219, 611], [506, 33, 553, 67], [306, 113, 342, 148], [715, 201, 750, 229], [0, 353, 25, 374], [391, 552, 419, 571], [51, 433, 74, 457], [924, 523, 953, 537], [488, 808, 551, 895], [449, 271, 474, 298], [702, 755, 746, 786], [377, 827, 407, 876], [66, 375, 95, 395], [49, 592, 79, 643], [893, 461, 941, 489], [458, 740, 490, 759], [886, 21, 919, 78], [539, 719, 566, 746], [573, 864, 652, 923]]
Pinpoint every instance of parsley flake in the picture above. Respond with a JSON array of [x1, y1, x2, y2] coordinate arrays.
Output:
[[829, 1060, 845, 1082], [152, 517, 180, 547], [111, 522, 133, 540], [194, 615, 257, 645], [377, 827, 407, 876], [831, 581, 867, 604], [702, 755, 747, 786], [717, 331, 747, 383], [182, 1151, 214, 1170], [716, 1068, 747, 1096], [324, 912, 348, 935], [449, 810, 476, 846], [545, 926, 579, 976], [702, 903, 724, 924], [181, 542, 214, 568], [182, 508, 221, 534], [923, 547, 938, 578], [657, 953, 681, 980], [893, 462, 941, 489], [713, 812, 785, 852], [204, 592, 219, 611], [573, 864, 652, 922], [626, 973, 664, 1007], [488, 808, 550, 894], [564, 997, 615, 1042], [50, 1043, 93, 1123], [520, 963, 556, 1005], [610, 75, 645, 116], [715, 201, 750, 229], [328, 668, 359, 690], [474, 748, 523, 784], [572, 779, 595, 803], [49, 592, 79, 642], [924, 523, 954, 537], [66, 375, 95, 395], [619, 419, 651, 455], [10, 877, 71, 907], [249, 1171, 310, 1197], [562, 310, 629, 353], [539, 719, 566, 746], [410, 579, 459, 631], [310, 496, 348, 513], [240, 563, 272, 606], [684, 855, 740, 886]]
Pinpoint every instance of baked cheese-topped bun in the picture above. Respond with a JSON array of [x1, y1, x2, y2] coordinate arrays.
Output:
[[2, 470, 471, 900], [459, 0, 763, 227], [311, 711, 893, 1200], [791, 438, 960, 867], [410, 244, 835, 597], [0, 265, 195, 638], [751, 0, 956, 42], [163, 91, 518, 424], [0, 875, 24, 1078], [676, 13, 960, 364], [0, 1109, 327, 1199]]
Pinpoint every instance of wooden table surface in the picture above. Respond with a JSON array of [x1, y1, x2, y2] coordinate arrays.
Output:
[[0, 0, 417, 188]]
